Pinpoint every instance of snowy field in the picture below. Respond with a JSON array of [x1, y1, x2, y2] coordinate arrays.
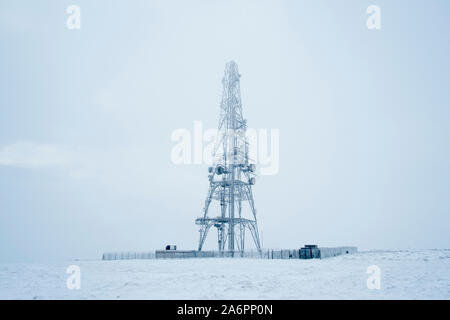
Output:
[[1, 250, 450, 299]]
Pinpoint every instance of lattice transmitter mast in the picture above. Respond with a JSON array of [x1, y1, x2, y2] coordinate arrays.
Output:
[[195, 61, 261, 255]]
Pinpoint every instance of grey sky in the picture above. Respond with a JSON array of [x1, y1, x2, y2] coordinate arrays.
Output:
[[1, 0, 449, 261]]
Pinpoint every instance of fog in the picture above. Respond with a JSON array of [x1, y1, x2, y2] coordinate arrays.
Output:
[[1, 0, 449, 261]]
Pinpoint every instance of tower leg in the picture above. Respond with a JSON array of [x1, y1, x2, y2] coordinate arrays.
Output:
[[198, 185, 217, 251], [238, 199, 245, 256], [198, 223, 212, 251], [219, 196, 227, 251], [248, 222, 262, 253]]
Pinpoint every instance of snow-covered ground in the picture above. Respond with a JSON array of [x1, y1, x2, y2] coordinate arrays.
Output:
[[1, 250, 450, 299]]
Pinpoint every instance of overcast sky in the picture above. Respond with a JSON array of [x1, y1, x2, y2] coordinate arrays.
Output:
[[1, 0, 449, 262]]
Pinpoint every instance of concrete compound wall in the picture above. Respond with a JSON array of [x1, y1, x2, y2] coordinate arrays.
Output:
[[154, 248, 357, 259], [155, 250, 217, 259], [155, 250, 264, 259]]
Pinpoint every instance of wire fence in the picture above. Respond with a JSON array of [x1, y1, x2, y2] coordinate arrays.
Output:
[[102, 251, 156, 260], [102, 247, 357, 260], [102, 249, 301, 260]]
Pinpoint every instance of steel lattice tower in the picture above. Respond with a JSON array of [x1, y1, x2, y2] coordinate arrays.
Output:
[[196, 61, 261, 255]]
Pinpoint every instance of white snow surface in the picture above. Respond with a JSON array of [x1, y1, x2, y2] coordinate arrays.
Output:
[[1, 250, 450, 299]]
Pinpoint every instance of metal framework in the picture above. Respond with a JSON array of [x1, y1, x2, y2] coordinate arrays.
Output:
[[196, 61, 261, 255]]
